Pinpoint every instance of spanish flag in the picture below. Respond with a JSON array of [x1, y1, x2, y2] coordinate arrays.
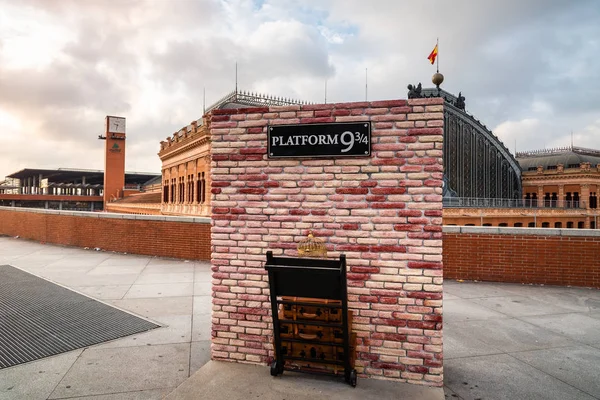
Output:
[[427, 44, 438, 65]]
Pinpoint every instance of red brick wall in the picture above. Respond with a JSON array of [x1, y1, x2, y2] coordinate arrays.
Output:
[[209, 99, 445, 386], [443, 228, 600, 288], [0, 208, 211, 260]]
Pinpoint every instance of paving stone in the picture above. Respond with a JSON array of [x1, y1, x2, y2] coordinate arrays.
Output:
[[194, 281, 211, 295], [124, 283, 194, 299], [443, 298, 510, 322], [55, 387, 174, 400], [0, 349, 82, 400], [443, 281, 518, 299], [443, 322, 502, 359], [521, 313, 600, 345], [110, 296, 193, 317], [471, 295, 573, 317], [73, 285, 132, 300], [444, 354, 595, 400], [190, 341, 211, 375], [48, 344, 189, 399], [89, 265, 147, 276], [446, 317, 575, 353], [511, 345, 600, 398], [97, 257, 152, 267], [193, 295, 212, 315], [191, 314, 212, 342], [134, 272, 194, 284]]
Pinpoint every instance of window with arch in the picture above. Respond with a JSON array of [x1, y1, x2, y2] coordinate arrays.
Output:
[[197, 172, 206, 204], [163, 179, 169, 203]]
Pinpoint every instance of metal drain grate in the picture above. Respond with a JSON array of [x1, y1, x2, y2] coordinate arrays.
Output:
[[0, 265, 159, 369]]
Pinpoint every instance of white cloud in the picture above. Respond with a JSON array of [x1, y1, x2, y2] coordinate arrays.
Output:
[[0, 0, 599, 180], [494, 118, 541, 152]]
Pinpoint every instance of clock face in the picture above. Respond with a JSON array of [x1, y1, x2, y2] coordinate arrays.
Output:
[[108, 117, 126, 134]]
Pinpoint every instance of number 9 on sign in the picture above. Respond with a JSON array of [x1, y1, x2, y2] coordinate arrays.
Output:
[[340, 131, 355, 153]]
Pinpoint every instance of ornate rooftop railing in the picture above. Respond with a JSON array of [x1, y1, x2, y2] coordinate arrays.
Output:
[[443, 197, 587, 209], [205, 89, 309, 115], [516, 146, 600, 158]]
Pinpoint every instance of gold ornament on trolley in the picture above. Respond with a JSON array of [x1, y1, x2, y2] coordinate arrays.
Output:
[[297, 232, 327, 258]]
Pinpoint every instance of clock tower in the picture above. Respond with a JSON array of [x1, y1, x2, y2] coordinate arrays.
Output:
[[99, 116, 126, 207]]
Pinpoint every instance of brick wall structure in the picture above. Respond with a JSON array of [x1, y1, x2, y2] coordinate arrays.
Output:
[[443, 226, 600, 288], [209, 98, 445, 386], [0, 207, 211, 260]]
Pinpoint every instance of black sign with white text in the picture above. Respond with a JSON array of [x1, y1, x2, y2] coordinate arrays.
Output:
[[267, 122, 371, 158]]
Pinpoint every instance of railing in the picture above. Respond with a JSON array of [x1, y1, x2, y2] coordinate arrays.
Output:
[[443, 197, 588, 209], [205, 90, 309, 115]]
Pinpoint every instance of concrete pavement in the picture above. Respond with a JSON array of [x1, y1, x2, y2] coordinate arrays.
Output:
[[443, 280, 600, 399], [1, 237, 600, 399], [0, 236, 211, 399]]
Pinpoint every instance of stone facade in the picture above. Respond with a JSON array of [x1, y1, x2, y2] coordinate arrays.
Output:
[[209, 98, 445, 386], [444, 150, 600, 229], [159, 119, 211, 216]]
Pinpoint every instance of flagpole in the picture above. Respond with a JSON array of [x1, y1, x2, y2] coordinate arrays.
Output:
[[436, 37, 439, 73], [365, 68, 368, 101]]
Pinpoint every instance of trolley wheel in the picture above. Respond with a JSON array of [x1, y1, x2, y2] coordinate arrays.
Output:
[[349, 369, 357, 387], [270, 361, 279, 376]]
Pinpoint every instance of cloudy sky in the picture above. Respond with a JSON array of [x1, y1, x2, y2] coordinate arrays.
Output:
[[0, 0, 598, 179]]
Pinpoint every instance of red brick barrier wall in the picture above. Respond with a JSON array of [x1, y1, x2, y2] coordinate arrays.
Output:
[[210, 98, 445, 386], [0, 208, 211, 260], [443, 227, 600, 288]]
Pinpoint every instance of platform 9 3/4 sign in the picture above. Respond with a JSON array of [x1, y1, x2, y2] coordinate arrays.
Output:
[[267, 122, 371, 159]]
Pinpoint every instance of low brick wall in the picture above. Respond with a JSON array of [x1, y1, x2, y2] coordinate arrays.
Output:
[[443, 226, 600, 288], [0, 207, 211, 260]]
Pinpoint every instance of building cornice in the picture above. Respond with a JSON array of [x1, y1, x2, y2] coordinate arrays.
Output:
[[159, 134, 211, 161]]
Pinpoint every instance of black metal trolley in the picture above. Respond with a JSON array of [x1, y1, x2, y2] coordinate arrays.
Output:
[[264, 251, 357, 387]]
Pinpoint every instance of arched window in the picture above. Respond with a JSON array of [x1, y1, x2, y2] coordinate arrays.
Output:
[[197, 172, 206, 204], [554, 222, 562, 228], [163, 180, 169, 203], [514, 222, 523, 227], [567, 221, 573, 228], [542, 222, 550, 228], [499, 223, 508, 227]]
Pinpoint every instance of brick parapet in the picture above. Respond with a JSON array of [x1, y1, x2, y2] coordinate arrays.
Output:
[[209, 99, 444, 386], [0, 207, 211, 260], [443, 226, 600, 288]]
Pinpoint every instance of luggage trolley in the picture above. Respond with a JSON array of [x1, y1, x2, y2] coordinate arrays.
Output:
[[264, 251, 357, 387]]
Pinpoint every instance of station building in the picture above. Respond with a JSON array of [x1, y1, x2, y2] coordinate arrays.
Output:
[[152, 85, 600, 230], [443, 147, 600, 228], [0, 168, 158, 211], [4, 85, 598, 228], [154, 90, 307, 216]]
